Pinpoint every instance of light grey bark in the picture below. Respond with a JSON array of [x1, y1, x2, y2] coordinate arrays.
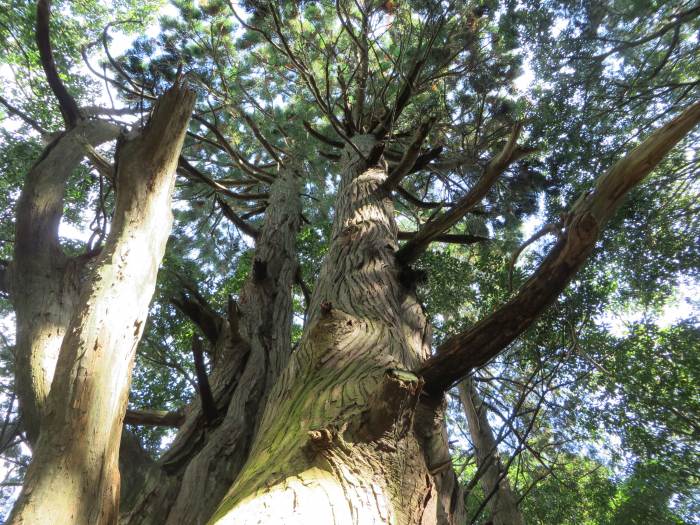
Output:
[[9, 120, 120, 443], [208, 136, 464, 524], [120, 165, 302, 525], [459, 379, 525, 525], [8, 84, 195, 525]]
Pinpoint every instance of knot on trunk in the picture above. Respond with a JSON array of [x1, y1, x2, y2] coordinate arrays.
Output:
[[304, 425, 353, 458]]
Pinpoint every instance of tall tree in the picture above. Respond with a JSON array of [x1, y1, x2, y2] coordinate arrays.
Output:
[[1, 0, 699, 523]]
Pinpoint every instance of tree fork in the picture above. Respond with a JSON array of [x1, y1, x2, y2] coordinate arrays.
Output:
[[10, 119, 120, 443], [8, 83, 195, 525]]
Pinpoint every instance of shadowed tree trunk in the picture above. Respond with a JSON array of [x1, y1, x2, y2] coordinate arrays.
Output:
[[8, 83, 195, 525], [120, 165, 303, 525], [459, 379, 525, 525]]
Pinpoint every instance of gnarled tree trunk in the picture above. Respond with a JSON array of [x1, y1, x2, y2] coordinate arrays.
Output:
[[8, 84, 195, 525], [207, 136, 464, 524], [120, 165, 302, 525]]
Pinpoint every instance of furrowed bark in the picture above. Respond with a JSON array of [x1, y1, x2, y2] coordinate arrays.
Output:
[[10, 120, 120, 443], [208, 136, 463, 525], [8, 84, 195, 525], [120, 166, 301, 525], [459, 379, 524, 525], [418, 100, 700, 394]]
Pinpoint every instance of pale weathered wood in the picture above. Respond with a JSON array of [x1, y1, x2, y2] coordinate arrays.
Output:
[[9, 83, 195, 525]]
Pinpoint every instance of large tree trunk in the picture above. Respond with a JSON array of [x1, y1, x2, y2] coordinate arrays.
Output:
[[459, 379, 524, 525], [207, 136, 463, 524], [120, 165, 302, 525], [8, 84, 195, 525], [10, 119, 120, 443]]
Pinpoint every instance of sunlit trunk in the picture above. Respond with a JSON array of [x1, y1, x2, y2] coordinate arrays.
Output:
[[209, 136, 463, 524], [10, 120, 120, 442], [8, 85, 195, 525]]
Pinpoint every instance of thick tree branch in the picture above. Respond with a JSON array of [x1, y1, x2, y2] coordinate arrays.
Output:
[[192, 336, 218, 424], [171, 281, 223, 346], [36, 0, 81, 128], [397, 231, 487, 244], [417, 101, 700, 394], [412, 146, 444, 173], [124, 409, 185, 427], [398, 124, 531, 264]]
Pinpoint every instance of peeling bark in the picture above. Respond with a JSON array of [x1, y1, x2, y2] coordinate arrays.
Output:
[[8, 84, 195, 525]]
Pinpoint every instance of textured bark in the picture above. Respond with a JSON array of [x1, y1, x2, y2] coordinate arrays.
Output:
[[459, 379, 524, 525], [10, 120, 120, 442], [120, 166, 301, 525], [8, 84, 195, 525], [208, 136, 463, 524]]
